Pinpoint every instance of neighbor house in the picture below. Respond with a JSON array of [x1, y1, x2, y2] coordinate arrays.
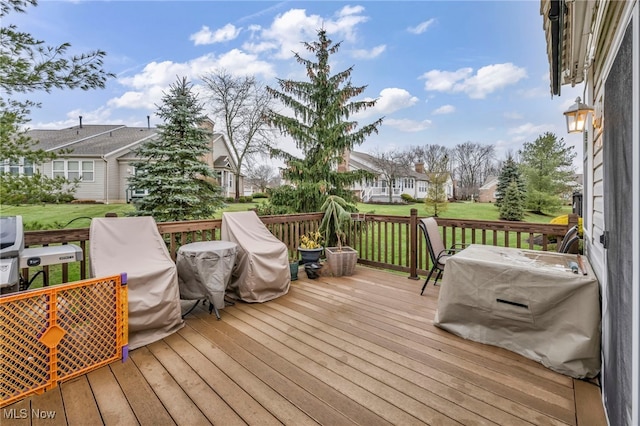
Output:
[[15, 118, 242, 203], [477, 175, 498, 203], [341, 150, 454, 203], [541, 1, 639, 424]]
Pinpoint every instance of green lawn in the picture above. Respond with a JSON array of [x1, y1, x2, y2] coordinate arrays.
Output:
[[1, 199, 570, 230], [0, 202, 259, 230], [356, 201, 571, 223]]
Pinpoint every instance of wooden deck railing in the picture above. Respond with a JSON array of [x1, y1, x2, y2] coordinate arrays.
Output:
[[21, 210, 578, 287]]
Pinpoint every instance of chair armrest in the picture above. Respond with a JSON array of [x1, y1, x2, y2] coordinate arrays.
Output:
[[435, 246, 465, 262]]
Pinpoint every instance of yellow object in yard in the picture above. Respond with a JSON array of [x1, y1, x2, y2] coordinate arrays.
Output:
[[550, 214, 583, 236]]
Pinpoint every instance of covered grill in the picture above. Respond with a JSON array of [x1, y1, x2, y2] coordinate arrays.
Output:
[[0, 216, 83, 293]]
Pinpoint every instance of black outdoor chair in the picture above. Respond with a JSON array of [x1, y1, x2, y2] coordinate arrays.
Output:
[[558, 225, 580, 254], [419, 217, 467, 295]]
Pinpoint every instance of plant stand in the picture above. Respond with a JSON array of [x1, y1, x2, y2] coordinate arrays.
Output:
[[325, 246, 357, 276]]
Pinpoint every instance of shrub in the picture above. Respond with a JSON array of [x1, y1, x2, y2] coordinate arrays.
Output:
[[251, 192, 268, 199], [225, 197, 235, 203], [401, 193, 416, 203]]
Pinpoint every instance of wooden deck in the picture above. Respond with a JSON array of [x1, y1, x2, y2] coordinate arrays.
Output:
[[2, 266, 605, 425]]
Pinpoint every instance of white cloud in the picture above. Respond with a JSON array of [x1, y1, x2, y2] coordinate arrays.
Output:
[[421, 63, 527, 99], [190, 24, 241, 45], [384, 118, 432, 132], [432, 104, 455, 115], [255, 6, 369, 59], [109, 52, 275, 110], [507, 122, 551, 139], [352, 44, 386, 59], [407, 19, 436, 35], [356, 88, 419, 118], [420, 68, 473, 92]]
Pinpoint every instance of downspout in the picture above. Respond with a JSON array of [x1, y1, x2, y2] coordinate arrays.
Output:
[[102, 156, 109, 205], [549, 0, 565, 95]]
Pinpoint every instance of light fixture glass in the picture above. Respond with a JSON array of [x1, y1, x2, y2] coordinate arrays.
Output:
[[563, 97, 594, 133]]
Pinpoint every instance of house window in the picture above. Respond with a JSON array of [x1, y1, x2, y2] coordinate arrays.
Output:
[[418, 182, 427, 192], [52, 160, 94, 181], [403, 178, 414, 189], [2, 158, 34, 176]]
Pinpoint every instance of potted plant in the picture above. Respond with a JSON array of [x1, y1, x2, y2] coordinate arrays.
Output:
[[289, 256, 299, 281], [319, 195, 358, 276], [298, 231, 323, 264]]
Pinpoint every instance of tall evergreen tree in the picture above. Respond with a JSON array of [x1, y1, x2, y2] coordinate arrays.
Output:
[[519, 132, 576, 214], [495, 154, 526, 208], [128, 77, 222, 222], [499, 181, 525, 221], [265, 29, 383, 212], [1, 0, 114, 204]]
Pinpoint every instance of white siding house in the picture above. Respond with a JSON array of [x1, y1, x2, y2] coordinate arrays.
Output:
[[21, 120, 241, 203], [541, 1, 639, 424], [345, 151, 454, 203]]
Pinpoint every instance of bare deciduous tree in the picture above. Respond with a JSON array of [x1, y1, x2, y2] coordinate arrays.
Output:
[[368, 148, 414, 203], [452, 142, 496, 200], [201, 70, 273, 200], [245, 162, 279, 192]]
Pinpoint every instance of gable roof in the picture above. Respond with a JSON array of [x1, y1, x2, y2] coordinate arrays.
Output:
[[27, 125, 158, 158]]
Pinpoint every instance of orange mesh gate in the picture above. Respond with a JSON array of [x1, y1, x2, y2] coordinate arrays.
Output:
[[0, 274, 128, 408]]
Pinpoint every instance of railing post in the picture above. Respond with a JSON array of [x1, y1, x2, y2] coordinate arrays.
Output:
[[408, 208, 419, 280], [568, 213, 579, 230]]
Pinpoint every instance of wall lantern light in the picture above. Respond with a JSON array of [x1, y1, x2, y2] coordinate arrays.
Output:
[[563, 97, 594, 133]]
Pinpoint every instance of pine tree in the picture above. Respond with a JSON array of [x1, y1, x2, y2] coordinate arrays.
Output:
[[519, 132, 576, 214], [1, 0, 114, 204], [495, 154, 526, 208], [128, 77, 222, 222], [499, 181, 525, 221], [265, 29, 383, 212]]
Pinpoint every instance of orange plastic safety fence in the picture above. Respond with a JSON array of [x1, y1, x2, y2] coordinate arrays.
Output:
[[0, 274, 128, 408]]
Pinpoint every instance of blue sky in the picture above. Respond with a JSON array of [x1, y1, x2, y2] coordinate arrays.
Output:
[[10, 0, 585, 166]]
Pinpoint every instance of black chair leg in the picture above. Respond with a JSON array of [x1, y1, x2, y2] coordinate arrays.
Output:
[[434, 269, 443, 284], [421, 267, 437, 295]]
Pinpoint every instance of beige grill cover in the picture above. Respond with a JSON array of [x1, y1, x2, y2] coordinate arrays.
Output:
[[90, 217, 183, 350], [221, 211, 290, 302], [434, 244, 601, 378]]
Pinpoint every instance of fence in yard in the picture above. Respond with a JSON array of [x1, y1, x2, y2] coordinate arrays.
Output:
[[20, 210, 577, 286]]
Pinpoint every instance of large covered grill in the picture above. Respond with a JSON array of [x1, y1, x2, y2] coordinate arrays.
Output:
[[0, 216, 83, 293]]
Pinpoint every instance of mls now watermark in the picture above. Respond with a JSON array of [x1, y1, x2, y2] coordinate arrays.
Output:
[[3, 408, 57, 419]]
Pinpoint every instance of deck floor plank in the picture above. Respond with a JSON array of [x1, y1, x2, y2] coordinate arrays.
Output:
[[109, 348, 176, 425], [573, 379, 606, 426], [146, 338, 245, 426], [260, 296, 547, 426], [236, 300, 499, 425], [3, 266, 606, 426], [186, 314, 362, 425], [278, 291, 568, 426], [193, 314, 392, 426], [86, 365, 139, 425], [177, 324, 318, 426], [30, 386, 66, 426], [223, 303, 456, 425], [168, 327, 281, 426], [59, 376, 102, 426], [130, 346, 210, 425], [291, 280, 576, 424]]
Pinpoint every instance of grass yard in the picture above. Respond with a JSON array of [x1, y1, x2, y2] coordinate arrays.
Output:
[[356, 201, 572, 223], [0, 199, 571, 230]]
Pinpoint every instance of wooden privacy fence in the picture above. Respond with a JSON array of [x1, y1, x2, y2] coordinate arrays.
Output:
[[21, 210, 577, 286]]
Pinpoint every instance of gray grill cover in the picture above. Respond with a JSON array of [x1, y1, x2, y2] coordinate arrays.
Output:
[[90, 216, 183, 350], [221, 211, 290, 302], [177, 241, 237, 309], [434, 244, 601, 378]]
